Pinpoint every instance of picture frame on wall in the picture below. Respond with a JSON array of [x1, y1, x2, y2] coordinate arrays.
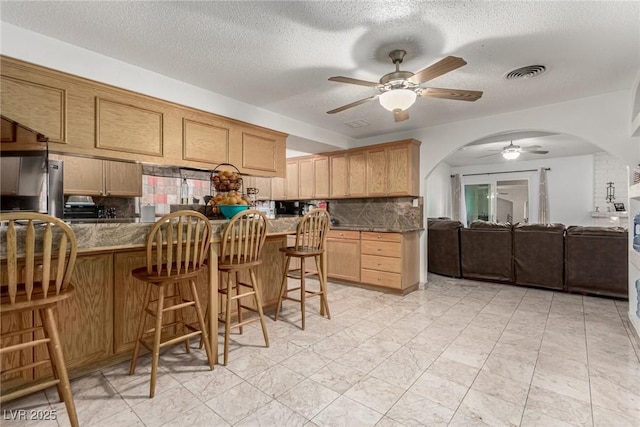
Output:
[[613, 202, 626, 212]]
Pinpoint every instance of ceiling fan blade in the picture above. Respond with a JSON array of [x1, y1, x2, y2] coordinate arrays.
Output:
[[527, 150, 549, 155], [328, 76, 381, 87], [519, 145, 542, 152], [476, 152, 500, 159], [327, 95, 378, 114], [394, 109, 409, 122], [419, 87, 483, 101], [408, 56, 467, 85]]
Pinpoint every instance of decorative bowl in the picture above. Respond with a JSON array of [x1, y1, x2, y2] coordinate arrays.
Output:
[[219, 204, 249, 219]]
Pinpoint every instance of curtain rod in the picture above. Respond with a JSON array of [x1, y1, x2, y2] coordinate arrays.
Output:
[[451, 167, 550, 178]]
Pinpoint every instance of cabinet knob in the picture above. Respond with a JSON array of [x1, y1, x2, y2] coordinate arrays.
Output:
[[377, 248, 381, 251], [339, 233, 343, 236], [377, 235, 382, 239]]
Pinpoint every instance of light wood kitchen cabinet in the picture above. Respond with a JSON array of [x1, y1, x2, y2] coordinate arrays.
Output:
[[0, 73, 67, 144], [235, 126, 286, 177], [271, 177, 286, 200], [299, 157, 314, 199], [326, 230, 361, 282], [365, 140, 420, 197], [328, 151, 367, 199], [272, 160, 297, 200], [286, 160, 299, 200], [360, 231, 419, 291], [298, 155, 329, 200], [329, 153, 348, 198], [348, 151, 367, 197], [1, 56, 289, 177], [244, 175, 272, 200], [57, 154, 142, 196]]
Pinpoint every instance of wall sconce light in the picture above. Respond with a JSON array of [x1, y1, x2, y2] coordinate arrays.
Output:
[[606, 182, 615, 202]]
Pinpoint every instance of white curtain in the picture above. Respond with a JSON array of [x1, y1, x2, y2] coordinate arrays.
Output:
[[538, 168, 550, 224], [451, 174, 466, 224]]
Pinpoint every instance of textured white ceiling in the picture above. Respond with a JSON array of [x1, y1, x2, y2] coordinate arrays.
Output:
[[1, 1, 638, 149]]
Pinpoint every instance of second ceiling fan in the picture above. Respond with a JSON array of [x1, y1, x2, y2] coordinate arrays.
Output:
[[327, 49, 483, 122]]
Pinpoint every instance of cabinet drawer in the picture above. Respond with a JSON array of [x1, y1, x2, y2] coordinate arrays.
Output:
[[327, 230, 360, 240], [361, 232, 402, 243], [360, 269, 402, 289], [361, 254, 401, 274], [361, 240, 401, 257]]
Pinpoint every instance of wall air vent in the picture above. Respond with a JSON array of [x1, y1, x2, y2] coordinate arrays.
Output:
[[343, 119, 370, 128], [505, 65, 547, 80]]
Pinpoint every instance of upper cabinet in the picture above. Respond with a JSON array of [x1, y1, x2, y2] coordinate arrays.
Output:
[[0, 56, 287, 177], [286, 160, 299, 200], [244, 175, 272, 201], [298, 155, 329, 200], [56, 154, 142, 197], [365, 140, 420, 197]]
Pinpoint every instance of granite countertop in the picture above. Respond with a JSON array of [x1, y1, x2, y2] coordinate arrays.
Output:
[[0, 216, 303, 258], [1, 216, 422, 259], [330, 225, 424, 233]]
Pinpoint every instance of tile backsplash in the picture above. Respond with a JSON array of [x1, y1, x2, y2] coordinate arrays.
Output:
[[329, 197, 423, 229], [139, 165, 212, 215]]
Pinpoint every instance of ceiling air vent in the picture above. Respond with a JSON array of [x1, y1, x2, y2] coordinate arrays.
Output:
[[343, 119, 370, 128], [505, 65, 547, 80]]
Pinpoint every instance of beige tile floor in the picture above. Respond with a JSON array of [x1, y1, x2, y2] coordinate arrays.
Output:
[[2, 273, 640, 427]]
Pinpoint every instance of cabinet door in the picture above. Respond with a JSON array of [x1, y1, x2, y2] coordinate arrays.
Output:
[[366, 147, 387, 196], [348, 151, 367, 198], [245, 176, 272, 200], [35, 254, 114, 378], [0, 74, 66, 144], [271, 177, 286, 200], [314, 156, 329, 199], [298, 158, 314, 199], [104, 160, 142, 197], [387, 144, 411, 196], [59, 155, 104, 196], [327, 237, 361, 282], [286, 160, 299, 200], [329, 153, 348, 199]]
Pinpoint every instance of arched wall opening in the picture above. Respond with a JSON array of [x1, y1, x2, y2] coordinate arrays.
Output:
[[401, 91, 638, 283]]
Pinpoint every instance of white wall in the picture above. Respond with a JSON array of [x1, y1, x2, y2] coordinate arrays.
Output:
[[425, 162, 452, 219], [450, 155, 595, 226]]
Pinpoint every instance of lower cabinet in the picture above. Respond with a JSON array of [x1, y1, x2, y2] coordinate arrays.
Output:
[[360, 231, 419, 292], [326, 230, 361, 282]]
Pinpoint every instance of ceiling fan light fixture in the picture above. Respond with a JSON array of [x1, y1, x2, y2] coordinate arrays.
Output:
[[379, 89, 416, 112], [502, 150, 520, 160]]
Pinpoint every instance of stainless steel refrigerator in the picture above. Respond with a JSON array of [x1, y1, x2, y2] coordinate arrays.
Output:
[[0, 156, 64, 218]]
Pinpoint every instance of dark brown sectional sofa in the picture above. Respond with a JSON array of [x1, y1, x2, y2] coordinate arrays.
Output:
[[427, 219, 628, 299]]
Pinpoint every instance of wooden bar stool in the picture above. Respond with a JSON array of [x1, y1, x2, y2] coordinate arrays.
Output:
[[217, 209, 269, 366], [275, 209, 331, 330], [0, 212, 79, 427], [129, 210, 215, 398]]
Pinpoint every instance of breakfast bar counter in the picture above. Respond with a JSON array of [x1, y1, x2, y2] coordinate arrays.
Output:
[[0, 216, 303, 393]]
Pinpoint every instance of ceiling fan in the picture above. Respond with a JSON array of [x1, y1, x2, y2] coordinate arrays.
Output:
[[478, 141, 549, 160], [327, 49, 483, 122]]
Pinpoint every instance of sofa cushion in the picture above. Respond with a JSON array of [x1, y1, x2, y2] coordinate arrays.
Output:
[[460, 222, 514, 282], [565, 226, 628, 298], [513, 222, 565, 290], [428, 220, 463, 277]]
